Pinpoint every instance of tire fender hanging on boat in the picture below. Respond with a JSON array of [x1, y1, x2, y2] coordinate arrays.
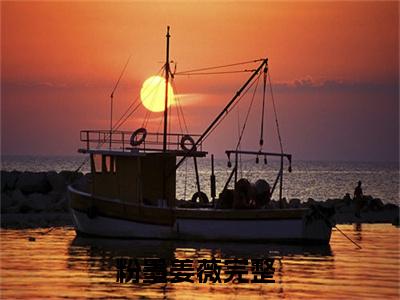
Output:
[[130, 127, 147, 146], [191, 191, 209, 204], [180, 134, 196, 151]]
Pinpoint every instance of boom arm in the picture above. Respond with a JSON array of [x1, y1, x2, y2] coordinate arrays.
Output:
[[175, 58, 268, 170]]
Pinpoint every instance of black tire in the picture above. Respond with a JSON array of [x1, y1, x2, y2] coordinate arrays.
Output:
[[130, 128, 147, 146], [191, 191, 209, 204], [180, 135, 196, 151]]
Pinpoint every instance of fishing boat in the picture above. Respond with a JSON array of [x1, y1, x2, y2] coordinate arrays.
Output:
[[68, 27, 334, 244]]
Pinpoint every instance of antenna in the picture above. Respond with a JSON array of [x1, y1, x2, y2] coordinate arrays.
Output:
[[163, 26, 171, 152], [109, 55, 132, 149]]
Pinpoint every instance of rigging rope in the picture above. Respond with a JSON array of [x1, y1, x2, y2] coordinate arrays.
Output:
[[175, 58, 263, 75], [183, 159, 188, 200], [115, 66, 164, 129], [235, 72, 261, 151], [175, 69, 256, 76], [110, 55, 132, 99], [175, 95, 189, 133], [201, 71, 263, 144], [267, 70, 284, 154], [171, 79, 189, 133], [156, 115, 163, 133], [237, 110, 243, 178], [168, 90, 172, 146], [174, 95, 184, 135], [142, 71, 166, 129], [259, 66, 267, 149], [75, 66, 164, 172]]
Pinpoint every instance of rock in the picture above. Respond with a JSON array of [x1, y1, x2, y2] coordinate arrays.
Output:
[[73, 173, 91, 192], [53, 195, 69, 212], [11, 189, 27, 206], [343, 193, 352, 204], [59, 171, 83, 184], [1, 193, 16, 212], [365, 198, 384, 211], [384, 203, 398, 211], [5, 205, 20, 214], [46, 171, 67, 192], [1, 171, 20, 192], [19, 197, 32, 213], [16, 172, 51, 194], [319, 199, 334, 208], [306, 198, 316, 206], [334, 199, 353, 213], [0, 172, 5, 192], [47, 190, 63, 203], [27, 193, 51, 212]]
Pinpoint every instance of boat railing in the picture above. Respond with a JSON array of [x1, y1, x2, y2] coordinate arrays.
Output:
[[80, 130, 204, 153]]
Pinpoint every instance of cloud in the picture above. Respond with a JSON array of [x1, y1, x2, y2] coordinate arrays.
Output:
[[273, 76, 398, 94], [174, 93, 204, 106], [2, 80, 72, 91]]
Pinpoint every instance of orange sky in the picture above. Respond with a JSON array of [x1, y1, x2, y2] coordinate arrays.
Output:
[[1, 1, 399, 161]]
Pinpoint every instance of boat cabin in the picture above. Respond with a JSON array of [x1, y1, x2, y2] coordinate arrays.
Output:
[[78, 129, 207, 208]]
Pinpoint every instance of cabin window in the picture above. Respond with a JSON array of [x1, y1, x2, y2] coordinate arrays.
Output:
[[103, 155, 116, 174], [103, 155, 110, 172], [92, 154, 102, 173], [112, 157, 116, 173]]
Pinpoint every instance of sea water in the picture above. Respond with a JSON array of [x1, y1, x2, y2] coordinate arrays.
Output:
[[1, 156, 399, 298], [0, 225, 399, 299], [2, 155, 399, 204]]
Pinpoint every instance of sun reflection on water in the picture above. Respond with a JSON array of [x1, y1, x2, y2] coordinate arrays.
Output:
[[1, 225, 399, 299]]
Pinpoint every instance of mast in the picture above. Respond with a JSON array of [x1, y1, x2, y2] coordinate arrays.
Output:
[[109, 94, 113, 150], [163, 26, 171, 152]]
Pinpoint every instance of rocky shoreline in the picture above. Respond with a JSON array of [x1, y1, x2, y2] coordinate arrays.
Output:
[[1, 170, 399, 228], [1, 170, 83, 228]]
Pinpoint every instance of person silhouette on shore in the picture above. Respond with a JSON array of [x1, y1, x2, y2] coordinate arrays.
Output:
[[353, 181, 363, 218]]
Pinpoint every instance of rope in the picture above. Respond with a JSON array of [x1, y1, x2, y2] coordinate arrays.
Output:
[[259, 68, 267, 148], [313, 205, 362, 249], [175, 100, 184, 134], [175, 58, 263, 75], [171, 79, 189, 133], [201, 71, 263, 143], [235, 72, 261, 150], [142, 73, 165, 129], [110, 55, 132, 99], [267, 70, 284, 154], [176, 98, 189, 133], [156, 115, 163, 133], [168, 91, 172, 146], [237, 110, 243, 178], [113, 66, 164, 130], [334, 225, 362, 249], [75, 66, 164, 172], [176, 69, 256, 76], [183, 159, 188, 200]]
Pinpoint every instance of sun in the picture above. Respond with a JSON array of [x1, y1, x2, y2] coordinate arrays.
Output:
[[140, 76, 175, 112]]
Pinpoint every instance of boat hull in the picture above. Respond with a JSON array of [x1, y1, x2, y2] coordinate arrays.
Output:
[[69, 186, 332, 244]]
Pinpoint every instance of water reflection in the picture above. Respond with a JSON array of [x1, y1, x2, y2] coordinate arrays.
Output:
[[69, 236, 333, 259], [67, 236, 334, 299], [1, 226, 398, 299], [353, 223, 362, 242]]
